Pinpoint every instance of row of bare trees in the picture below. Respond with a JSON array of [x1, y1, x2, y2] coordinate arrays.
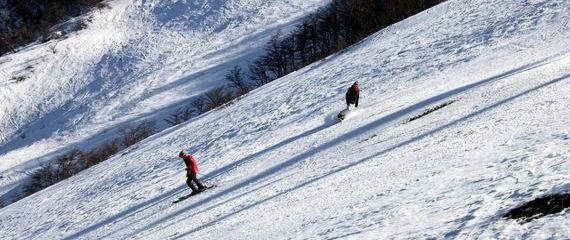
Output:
[[22, 121, 155, 197], [164, 86, 237, 126], [4, 0, 447, 207], [164, 0, 445, 127], [241, 0, 446, 87]]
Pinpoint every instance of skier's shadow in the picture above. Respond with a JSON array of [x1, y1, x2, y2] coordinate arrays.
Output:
[[204, 119, 336, 180], [135, 57, 567, 238], [165, 73, 570, 240], [62, 185, 187, 240], [62, 108, 336, 239], [67, 54, 565, 239]]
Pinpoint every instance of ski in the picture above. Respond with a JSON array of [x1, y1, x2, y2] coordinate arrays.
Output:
[[173, 185, 216, 203]]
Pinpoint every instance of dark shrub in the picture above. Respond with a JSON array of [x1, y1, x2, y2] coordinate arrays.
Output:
[[120, 120, 156, 147], [81, 139, 120, 167], [24, 149, 82, 195], [165, 107, 193, 126]]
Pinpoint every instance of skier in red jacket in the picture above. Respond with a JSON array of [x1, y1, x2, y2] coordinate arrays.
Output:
[[179, 150, 206, 193]]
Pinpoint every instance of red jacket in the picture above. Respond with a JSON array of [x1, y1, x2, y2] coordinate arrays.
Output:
[[181, 154, 199, 175]]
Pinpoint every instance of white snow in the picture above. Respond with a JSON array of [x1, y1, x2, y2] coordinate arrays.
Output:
[[1, 0, 569, 239], [0, 0, 329, 200]]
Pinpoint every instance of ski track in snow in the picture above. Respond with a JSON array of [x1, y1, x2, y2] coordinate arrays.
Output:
[[1, 0, 570, 239]]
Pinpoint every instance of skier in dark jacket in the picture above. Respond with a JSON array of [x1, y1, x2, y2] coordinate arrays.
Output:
[[179, 150, 206, 193], [345, 81, 359, 110]]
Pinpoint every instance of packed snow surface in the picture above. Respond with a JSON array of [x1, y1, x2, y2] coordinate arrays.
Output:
[[0, 0, 328, 200], [1, 0, 569, 239]]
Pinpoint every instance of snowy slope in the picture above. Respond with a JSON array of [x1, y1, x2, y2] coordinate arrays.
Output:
[[1, 0, 569, 239], [0, 0, 328, 200]]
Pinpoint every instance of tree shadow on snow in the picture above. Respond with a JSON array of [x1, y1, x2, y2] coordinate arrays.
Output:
[[206, 117, 338, 180], [62, 119, 335, 239], [61, 185, 187, 240], [135, 60, 569, 238], [62, 54, 567, 239]]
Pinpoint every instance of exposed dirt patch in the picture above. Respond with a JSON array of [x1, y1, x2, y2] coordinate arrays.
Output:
[[504, 193, 570, 222], [407, 100, 457, 123]]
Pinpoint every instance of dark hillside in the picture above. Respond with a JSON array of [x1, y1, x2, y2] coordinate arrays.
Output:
[[0, 0, 106, 55]]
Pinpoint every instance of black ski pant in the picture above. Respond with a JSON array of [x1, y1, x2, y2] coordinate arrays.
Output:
[[346, 99, 355, 108], [186, 173, 206, 192]]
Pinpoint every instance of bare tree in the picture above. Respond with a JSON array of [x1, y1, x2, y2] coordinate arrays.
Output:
[[280, 35, 299, 74], [261, 34, 289, 79], [294, 23, 312, 66], [120, 120, 156, 147], [0, 33, 16, 54], [248, 59, 273, 87], [80, 139, 120, 167], [225, 65, 249, 93], [24, 149, 83, 195], [192, 96, 210, 114], [203, 86, 233, 109], [57, 149, 82, 179], [24, 163, 56, 195], [164, 107, 193, 126]]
